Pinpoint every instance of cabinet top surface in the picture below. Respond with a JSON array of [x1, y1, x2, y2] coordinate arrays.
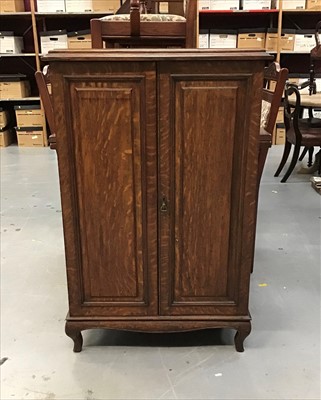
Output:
[[43, 48, 273, 63]]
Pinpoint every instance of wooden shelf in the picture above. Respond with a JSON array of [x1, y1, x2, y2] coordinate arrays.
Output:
[[0, 53, 37, 57], [0, 97, 40, 102], [0, 12, 32, 16]]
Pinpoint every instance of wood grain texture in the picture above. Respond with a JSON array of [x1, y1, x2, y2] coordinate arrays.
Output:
[[47, 50, 268, 351]]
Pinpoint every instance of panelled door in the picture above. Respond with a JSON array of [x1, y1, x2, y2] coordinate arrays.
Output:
[[54, 62, 158, 317], [158, 61, 261, 316]]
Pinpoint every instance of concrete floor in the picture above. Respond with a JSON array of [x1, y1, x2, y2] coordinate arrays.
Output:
[[0, 145, 320, 400]]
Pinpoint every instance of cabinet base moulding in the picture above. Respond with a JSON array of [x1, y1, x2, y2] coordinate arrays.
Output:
[[65, 317, 252, 353]]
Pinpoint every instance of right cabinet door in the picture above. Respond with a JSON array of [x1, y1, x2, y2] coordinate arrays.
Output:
[[158, 60, 262, 316]]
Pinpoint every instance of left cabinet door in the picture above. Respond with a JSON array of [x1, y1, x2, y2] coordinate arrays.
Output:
[[52, 62, 158, 317]]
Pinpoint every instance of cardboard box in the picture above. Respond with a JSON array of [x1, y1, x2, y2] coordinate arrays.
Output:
[[280, 29, 295, 51], [14, 105, 44, 127], [294, 30, 315, 52], [238, 30, 266, 49], [266, 29, 278, 51], [275, 123, 286, 145], [16, 127, 45, 147], [198, 30, 209, 49], [0, 32, 24, 54], [0, 0, 25, 12], [65, 0, 92, 12], [210, 0, 239, 10], [0, 76, 31, 99], [91, 0, 120, 12], [0, 128, 15, 147], [272, 0, 306, 9], [40, 30, 68, 54], [0, 108, 9, 128], [199, 0, 211, 10], [67, 30, 91, 49], [306, 0, 321, 9], [210, 30, 237, 48], [37, 0, 65, 12], [276, 106, 284, 123], [242, 0, 271, 9]]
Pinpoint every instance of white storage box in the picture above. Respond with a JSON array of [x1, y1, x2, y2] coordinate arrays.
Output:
[[65, 0, 92, 12], [198, 29, 209, 48], [37, 0, 65, 12], [210, 30, 237, 48], [40, 30, 68, 54], [0, 32, 23, 54], [294, 30, 316, 52], [199, 0, 211, 10], [241, 0, 271, 9], [210, 0, 239, 10], [272, 0, 306, 9]]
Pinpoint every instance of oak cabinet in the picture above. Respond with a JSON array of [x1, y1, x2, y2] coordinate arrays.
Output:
[[45, 49, 271, 352]]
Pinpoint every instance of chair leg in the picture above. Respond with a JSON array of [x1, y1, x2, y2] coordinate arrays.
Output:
[[308, 147, 314, 167], [281, 144, 301, 183], [274, 140, 292, 177], [299, 146, 308, 162]]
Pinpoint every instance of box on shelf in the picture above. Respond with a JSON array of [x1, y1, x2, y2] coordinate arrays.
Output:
[[0, 75, 31, 99], [280, 29, 295, 51], [0, 0, 25, 12], [0, 128, 15, 147], [36, 0, 65, 12], [294, 30, 316, 52], [198, 29, 209, 48], [276, 106, 284, 123], [14, 105, 44, 127], [40, 30, 68, 54], [65, 0, 92, 12], [67, 30, 92, 49], [0, 32, 24, 54], [198, 0, 211, 10], [91, 0, 121, 12], [306, 0, 321, 9], [241, 0, 271, 9], [275, 123, 286, 145], [0, 108, 10, 128], [238, 29, 266, 49], [210, 29, 237, 48], [266, 28, 278, 51], [16, 126, 45, 147], [210, 0, 239, 10], [272, 0, 306, 9]]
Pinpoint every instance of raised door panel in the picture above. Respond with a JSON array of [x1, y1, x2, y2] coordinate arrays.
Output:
[[158, 62, 262, 316], [54, 65, 158, 317]]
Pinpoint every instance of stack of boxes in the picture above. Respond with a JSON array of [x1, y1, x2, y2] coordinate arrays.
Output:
[[15, 105, 46, 147]]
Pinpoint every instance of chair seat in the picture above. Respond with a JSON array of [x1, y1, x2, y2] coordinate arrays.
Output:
[[287, 118, 321, 146], [259, 127, 272, 146], [101, 14, 186, 22]]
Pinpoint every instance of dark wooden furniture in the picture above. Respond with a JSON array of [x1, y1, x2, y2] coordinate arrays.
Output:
[[90, 0, 197, 49], [274, 84, 321, 182], [44, 48, 271, 353], [258, 62, 288, 184]]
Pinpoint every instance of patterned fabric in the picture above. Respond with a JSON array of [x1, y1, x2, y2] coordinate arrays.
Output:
[[101, 14, 186, 22], [261, 100, 271, 129]]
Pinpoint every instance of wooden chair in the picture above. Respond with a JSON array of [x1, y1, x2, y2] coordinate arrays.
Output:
[[35, 67, 56, 150], [274, 83, 321, 182], [258, 62, 288, 183], [90, 0, 197, 49]]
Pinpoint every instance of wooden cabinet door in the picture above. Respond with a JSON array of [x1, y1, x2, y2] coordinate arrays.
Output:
[[158, 61, 263, 316], [52, 62, 158, 317]]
